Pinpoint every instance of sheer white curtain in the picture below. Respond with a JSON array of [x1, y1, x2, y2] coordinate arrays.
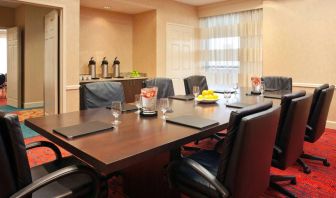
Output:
[[199, 9, 263, 88]]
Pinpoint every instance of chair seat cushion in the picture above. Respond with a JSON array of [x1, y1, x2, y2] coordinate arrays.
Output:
[[30, 156, 94, 198], [173, 150, 221, 197]]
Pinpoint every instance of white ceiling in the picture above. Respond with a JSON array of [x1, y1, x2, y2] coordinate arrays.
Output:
[[80, 0, 154, 14], [174, 0, 227, 6], [0, 0, 21, 8]]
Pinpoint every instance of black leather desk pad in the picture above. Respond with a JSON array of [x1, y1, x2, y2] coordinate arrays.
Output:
[[166, 115, 219, 129], [53, 121, 114, 139], [169, 95, 195, 101], [226, 102, 255, 109]]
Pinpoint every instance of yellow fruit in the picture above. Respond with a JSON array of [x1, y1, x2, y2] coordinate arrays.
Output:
[[197, 95, 203, 100], [202, 90, 208, 96], [213, 94, 219, 99], [208, 90, 214, 95], [204, 95, 212, 99]]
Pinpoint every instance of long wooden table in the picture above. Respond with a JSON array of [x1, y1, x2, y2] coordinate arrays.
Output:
[[25, 91, 280, 196]]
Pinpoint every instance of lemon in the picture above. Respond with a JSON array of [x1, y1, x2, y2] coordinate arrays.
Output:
[[204, 95, 212, 99], [213, 94, 219, 99], [208, 90, 214, 95], [197, 95, 203, 100], [202, 90, 208, 96]]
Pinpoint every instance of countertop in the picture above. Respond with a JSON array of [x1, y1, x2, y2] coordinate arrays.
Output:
[[80, 76, 148, 84]]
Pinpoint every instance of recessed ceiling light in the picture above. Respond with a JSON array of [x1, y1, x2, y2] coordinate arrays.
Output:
[[104, 6, 110, 9]]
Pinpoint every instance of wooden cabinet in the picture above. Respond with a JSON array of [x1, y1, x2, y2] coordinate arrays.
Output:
[[117, 78, 145, 102], [80, 77, 147, 103]]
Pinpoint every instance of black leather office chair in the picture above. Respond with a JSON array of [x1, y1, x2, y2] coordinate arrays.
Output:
[[168, 102, 281, 198], [0, 112, 104, 198], [261, 76, 292, 91], [80, 81, 125, 110], [270, 91, 312, 197], [144, 77, 175, 99], [184, 75, 208, 95], [298, 84, 335, 171]]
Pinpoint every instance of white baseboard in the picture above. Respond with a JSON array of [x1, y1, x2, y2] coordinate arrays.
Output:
[[24, 101, 44, 109], [327, 121, 336, 130]]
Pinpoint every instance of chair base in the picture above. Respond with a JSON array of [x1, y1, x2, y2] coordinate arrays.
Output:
[[270, 175, 297, 198], [301, 153, 330, 167], [297, 158, 311, 174]]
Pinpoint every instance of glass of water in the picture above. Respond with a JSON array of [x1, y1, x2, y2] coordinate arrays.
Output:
[[111, 101, 122, 125], [160, 98, 170, 120], [192, 86, 200, 103], [134, 94, 142, 113], [260, 81, 265, 96], [223, 90, 232, 104]]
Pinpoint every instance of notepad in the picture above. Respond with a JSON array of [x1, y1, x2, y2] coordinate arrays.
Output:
[[169, 95, 195, 101], [166, 115, 219, 129], [226, 102, 254, 109], [53, 121, 114, 139]]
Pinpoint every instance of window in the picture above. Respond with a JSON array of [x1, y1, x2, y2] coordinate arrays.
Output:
[[199, 9, 263, 87]]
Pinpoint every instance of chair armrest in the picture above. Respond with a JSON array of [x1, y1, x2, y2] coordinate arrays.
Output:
[[10, 165, 101, 198], [26, 141, 62, 162], [273, 145, 283, 155], [170, 158, 229, 198]]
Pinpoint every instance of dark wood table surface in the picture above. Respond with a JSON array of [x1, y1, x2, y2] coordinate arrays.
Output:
[[25, 89, 280, 175]]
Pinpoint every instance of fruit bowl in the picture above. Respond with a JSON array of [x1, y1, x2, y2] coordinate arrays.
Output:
[[196, 98, 219, 104], [196, 90, 219, 103]]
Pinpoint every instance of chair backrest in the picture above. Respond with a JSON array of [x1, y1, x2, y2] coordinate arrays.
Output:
[[0, 112, 32, 197], [306, 85, 335, 142], [273, 92, 312, 169], [80, 82, 125, 110], [183, 75, 208, 95], [144, 78, 175, 99], [216, 102, 280, 197], [0, 74, 6, 85], [261, 76, 292, 91]]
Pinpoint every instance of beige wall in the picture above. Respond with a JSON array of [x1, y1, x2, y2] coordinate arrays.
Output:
[[133, 10, 157, 77], [18, 0, 80, 113], [263, 0, 336, 128], [80, 7, 133, 75], [0, 6, 15, 28], [153, 0, 198, 77]]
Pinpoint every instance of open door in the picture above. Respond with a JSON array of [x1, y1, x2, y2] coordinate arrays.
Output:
[[7, 27, 22, 108], [44, 10, 59, 115]]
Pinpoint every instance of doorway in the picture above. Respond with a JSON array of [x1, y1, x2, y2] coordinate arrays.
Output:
[[0, 29, 7, 105]]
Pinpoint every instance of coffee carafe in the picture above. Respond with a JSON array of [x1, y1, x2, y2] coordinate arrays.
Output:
[[101, 57, 109, 78], [88, 57, 97, 79], [112, 57, 121, 78]]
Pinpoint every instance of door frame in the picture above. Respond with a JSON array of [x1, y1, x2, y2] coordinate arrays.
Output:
[[17, 0, 67, 113]]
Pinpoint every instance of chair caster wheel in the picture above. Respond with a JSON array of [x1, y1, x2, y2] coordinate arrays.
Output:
[[323, 160, 330, 167], [290, 178, 297, 185], [303, 168, 311, 174]]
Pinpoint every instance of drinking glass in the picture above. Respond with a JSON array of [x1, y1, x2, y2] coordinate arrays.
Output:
[[233, 83, 239, 94], [111, 101, 122, 125], [192, 86, 200, 103], [134, 94, 142, 113], [160, 98, 170, 119], [223, 90, 232, 104], [260, 81, 265, 96]]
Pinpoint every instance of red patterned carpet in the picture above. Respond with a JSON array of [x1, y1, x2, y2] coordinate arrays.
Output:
[[25, 129, 336, 197]]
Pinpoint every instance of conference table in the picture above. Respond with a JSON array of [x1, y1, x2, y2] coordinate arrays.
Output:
[[25, 89, 282, 197]]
